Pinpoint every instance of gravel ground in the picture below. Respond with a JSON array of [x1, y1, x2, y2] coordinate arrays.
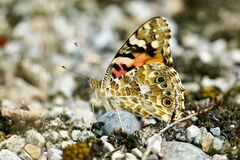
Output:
[[0, 0, 239, 160]]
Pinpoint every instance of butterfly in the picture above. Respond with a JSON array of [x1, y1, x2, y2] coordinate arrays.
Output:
[[89, 17, 185, 122]]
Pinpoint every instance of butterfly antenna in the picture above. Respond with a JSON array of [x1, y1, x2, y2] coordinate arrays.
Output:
[[61, 65, 90, 81]]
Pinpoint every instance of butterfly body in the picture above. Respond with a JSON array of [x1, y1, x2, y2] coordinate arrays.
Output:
[[90, 17, 185, 122]]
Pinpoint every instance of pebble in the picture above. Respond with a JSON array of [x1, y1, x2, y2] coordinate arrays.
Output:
[[141, 118, 157, 126], [25, 130, 46, 148], [47, 148, 62, 160], [50, 74, 75, 98], [18, 150, 33, 160], [44, 131, 60, 143], [100, 136, 114, 152], [145, 134, 162, 156], [24, 144, 41, 159], [125, 153, 138, 160], [71, 130, 81, 141], [161, 142, 211, 160], [59, 130, 69, 140], [18, 59, 51, 88], [61, 140, 75, 149], [212, 154, 228, 160], [210, 127, 221, 136], [131, 148, 143, 158], [0, 149, 21, 160], [193, 134, 202, 146], [201, 132, 214, 153], [185, 125, 201, 142], [97, 110, 141, 135], [111, 150, 125, 160], [0, 135, 25, 153], [211, 137, 224, 151]]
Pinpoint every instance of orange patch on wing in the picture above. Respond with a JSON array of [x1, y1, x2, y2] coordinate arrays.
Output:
[[133, 52, 164, 67], [112, 63, 127, 78]]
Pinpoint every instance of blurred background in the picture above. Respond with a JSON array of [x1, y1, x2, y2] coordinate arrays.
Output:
[[0, 0, 239, 159], [0, 0, 239, 104]]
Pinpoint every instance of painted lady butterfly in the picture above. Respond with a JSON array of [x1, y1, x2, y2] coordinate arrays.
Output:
[[90, 17, 185, 122]]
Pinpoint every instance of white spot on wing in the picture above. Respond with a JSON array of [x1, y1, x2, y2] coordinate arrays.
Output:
[[151, 40, 159, 49], [129, 35, 146, 49], [140, 85, 150, 94]]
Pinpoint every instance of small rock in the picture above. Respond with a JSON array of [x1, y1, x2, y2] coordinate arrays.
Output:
[[146, 154, 159, 160], [161, 142, 211, 160], [201, 132, 214, 153], [50, 74, 75, 98], [112, 150, 125, 160], [17, 59, 51, 88], [0, 135, 25, 153], [210, 127, 221, 136], [45, 141, 55, 150], [44, 131, 60, 144], [61, 140, 75, 149], [47, 148, 62, 160], [212, 154, 228, 160], [211, 137, 224, 152], [0, 149, 21, 160], [126, 153, 138, 160], [71, 130, 81, 141], [18, 150, 33, 160], [186, 125, 201, 142], [97, 111, 141, 135], [175, 132, 187, 142], [59, 130, 69, 140], [193, 134, 202, 146], [24, 144, 41, 159], [141, 118, 156, 126], [131, 148, 143, 158], [25, 130, 46, 148], [146, 134, 162, 156], [71, 130, 95, 141]]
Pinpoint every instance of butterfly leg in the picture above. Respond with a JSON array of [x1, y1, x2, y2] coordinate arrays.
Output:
[[90, 103, 97, 123], [116, 108, 125, 132]]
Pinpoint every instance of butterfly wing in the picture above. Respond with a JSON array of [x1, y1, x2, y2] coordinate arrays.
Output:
[[101, 17, 173, 89], [105, 64, 185, 121]]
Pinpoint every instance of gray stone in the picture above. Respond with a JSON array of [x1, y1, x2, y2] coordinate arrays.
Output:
[[18, 150, 33, 160], [50, 74, 75, 98], [111, 150, 125, 159], [161, 142, 211, 160], [210, 127, 221, 136], [0, 135, 25, 153], [71, 130, 82, 141], [126, 153, 138, 160], [211, 137, 224, 151], [131, 148, 143, 158], [186, 125, 201, 142], [0, 149, 21, 160], [97, 110, 141, 135], [193, 134, 202, 146], [146, 134, 162, 156], [25, 130, 46, 148], [24, 144, 41, 159], [202, 133, 214, 153], [212, 154, 228, 160], [47, 148, 62, 160], [61, 140, 75, 149], [59, 130, 69, 140]]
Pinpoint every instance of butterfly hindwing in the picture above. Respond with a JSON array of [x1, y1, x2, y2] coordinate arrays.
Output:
[[105, 64, 185, 121]]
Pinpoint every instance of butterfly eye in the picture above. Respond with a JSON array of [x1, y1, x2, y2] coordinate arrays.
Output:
[[162, 97, 172, 107], [155, 76, 165, 83]]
